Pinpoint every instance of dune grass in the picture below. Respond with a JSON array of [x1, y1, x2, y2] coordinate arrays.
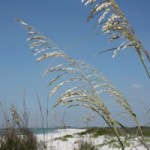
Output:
[[54, 134, 73, 141], [0, 102, 149, 150], [0, 2, 149, 149], [0, 104, 40, 150], [0, 127, 38, 150], [74, 140, 98, 150], [16, 14, 150, 149], [82, 0, 150, 79], [78, 127, 150, 137], [13, 1, 150, 150]]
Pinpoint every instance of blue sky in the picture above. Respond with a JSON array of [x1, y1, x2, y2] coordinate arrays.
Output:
[[0, 0, 150, 127]]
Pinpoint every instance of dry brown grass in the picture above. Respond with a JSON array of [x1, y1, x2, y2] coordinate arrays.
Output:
[[82, 0, 150, 79], [16, 2, 150, 148], [0, 104, 39, 150]]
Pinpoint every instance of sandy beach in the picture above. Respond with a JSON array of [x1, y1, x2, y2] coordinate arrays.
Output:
[[35, 129, 149, 150]]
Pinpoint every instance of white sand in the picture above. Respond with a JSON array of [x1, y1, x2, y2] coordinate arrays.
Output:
[[35, 129, 149, 150], [36, 129, 85, 150]]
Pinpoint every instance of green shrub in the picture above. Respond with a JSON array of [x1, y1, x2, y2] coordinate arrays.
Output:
[[55, 134, 73, 141], [0, 104, 41, 150], [74, 140, 98, 150], [0, 127, 38, 150]]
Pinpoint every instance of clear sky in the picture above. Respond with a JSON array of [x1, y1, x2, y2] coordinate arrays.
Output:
[[0, 0, 150, 127]]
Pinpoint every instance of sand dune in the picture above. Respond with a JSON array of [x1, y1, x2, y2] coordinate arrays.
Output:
[[35, 129, 149, 150]]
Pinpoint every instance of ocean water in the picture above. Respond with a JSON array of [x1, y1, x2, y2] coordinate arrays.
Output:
[[31, 128, 57, 135], [0, 126, 75, 135], [0, 127, 59, 135]]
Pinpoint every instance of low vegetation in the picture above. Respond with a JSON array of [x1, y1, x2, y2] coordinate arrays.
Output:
[[54, 134, 73, 141], [74, 140, 98, 150], [78, 127, 150, 138], [0, 104, 46, 150], [0, 127, 38, 150]]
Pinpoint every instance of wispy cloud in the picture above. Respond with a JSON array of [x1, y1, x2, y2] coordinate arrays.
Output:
[[131, 83, 143, 89]]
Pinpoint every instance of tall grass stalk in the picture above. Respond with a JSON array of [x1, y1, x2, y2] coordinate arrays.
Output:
[[0, 104, 39, 150], [36, 95, 48, 149], [23, 89, 29, 127], [82, 0, 150, 79], [16, 18, 150, 149]]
